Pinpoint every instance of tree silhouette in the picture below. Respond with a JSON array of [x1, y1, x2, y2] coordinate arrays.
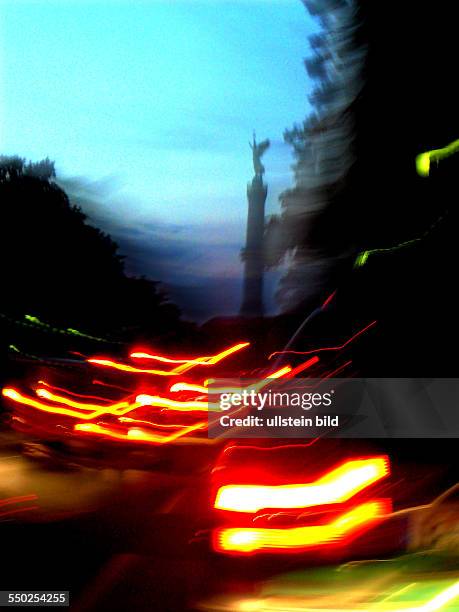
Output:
[[264, 0, 364, 310], [265, 1, 459, 376], [0, 155, 183, 342]]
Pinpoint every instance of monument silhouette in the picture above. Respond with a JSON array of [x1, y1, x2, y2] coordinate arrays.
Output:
[[240, 133, 270, 317]]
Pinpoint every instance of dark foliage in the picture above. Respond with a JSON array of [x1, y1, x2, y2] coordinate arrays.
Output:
[[0, 156, 184, 340], [269, 1, 459, 376]]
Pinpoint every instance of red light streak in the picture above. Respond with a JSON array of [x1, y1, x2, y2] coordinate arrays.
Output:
[[35, 388, 130, 412], [170, 366, 293, 403], [86, 359, 181, 376], [135, 394, 213, 412], [2, 387, 142, 420], [3, 387, 208, 444], [267, 366, 292, 378], [287, 360, 353, 391], [37, 381, 114, 403], [321, 290, 336, 309], [74, 421, 206, 444], [6, 385, 259, 419], [170, 382, 208, 393], [132, 342, 250, 365], [4, 387, 216, 420], [0, 494, 39, 520], [89, 342, 250, 376], [0, 494, 38, 508], [0, 505, 39, 519], [171, 342, 251, 376], [214, 456, 389, 513], [221, 441, 320, 456], [214, 499, 390, 553], [204, 367, 294, 399], [118, 416, 195, 429], [322, 360, 353, 379], [269, 321, 377, 359], [130, 352, 209, 363], [5, 385, 224, 419], [92, 379, 131, 392], [283, 356, 319, 378], [2, 347, 297, 449], [3, 323, 377, 450]]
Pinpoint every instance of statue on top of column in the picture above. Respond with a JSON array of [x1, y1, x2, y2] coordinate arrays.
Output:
[[249, 131, 270, 177]]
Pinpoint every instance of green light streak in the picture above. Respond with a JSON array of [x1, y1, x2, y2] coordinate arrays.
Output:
[[0, 311, 122, 344], [24, 315, 40, 325], [8, 343, 40, 360], [23, 314, 118, 343], [355, 137, 458, 266], [354, 237, 419, 268], [67, 327, 89, 337], [355, 251, 369, 267], [416, 138, 459, 177], [354, 212, 447, 268]]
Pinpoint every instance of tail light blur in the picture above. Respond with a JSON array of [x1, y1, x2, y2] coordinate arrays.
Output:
[[214, 457, 389, 513], [211, 448, 392, 555], [213, 499, 390, 553]]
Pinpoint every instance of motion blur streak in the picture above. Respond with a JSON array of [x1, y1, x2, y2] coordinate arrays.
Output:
[[118, 416, 194, 429], [322, 290, 337, 309], [35, 388, 129, 411], [171, 365, 292, 397], [354, 206, 449, 268], [214, 457, 389, 513], [74, 421, 206, 444], [130, 342, 250, 365], [221, 441, 319, 455], [266, 366, 292, 379], [230, 579, 459, 611], [2, 387, 99, 419], [284, 356, 320, 378], [214, 367, 294, 392], [269, 322, 377, 359], [214, 500, 389, 553], [0, 494, 39, 519], [322, 361, 353, 380], [86, 358, 184, 376], [175, 342, 249, 365], [130, 352, 209, 363], [87, 342, 250, 376], [2, 387, 142, 420], [9, 381, 298, 419], [37, 381, 113, 403], [169, 382, 208, 393], [416, 138, 459, 177], [135, 394, 214, 412], [355, 251, 369, 267], [170, 342, 251, 374], [415, 581, 459, 612], [0, 506, 39, 519], [23, 314, 115, 343], [0, 494, 38, 507]]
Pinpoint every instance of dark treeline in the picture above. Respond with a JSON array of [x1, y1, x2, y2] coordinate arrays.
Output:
[[0, 156, 196, 351]]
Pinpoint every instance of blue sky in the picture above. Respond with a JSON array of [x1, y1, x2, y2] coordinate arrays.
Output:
[[0, 0, 316, 319]]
